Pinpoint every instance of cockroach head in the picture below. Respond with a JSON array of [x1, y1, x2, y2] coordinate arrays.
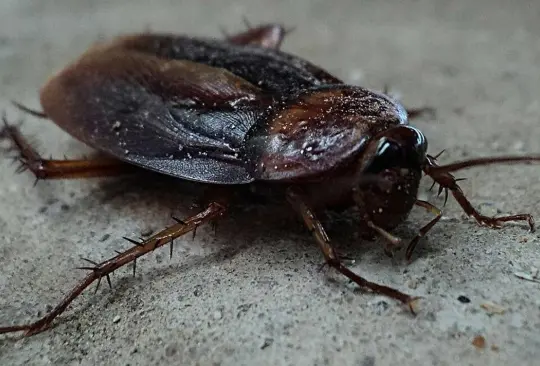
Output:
[[362, 126, 427, 172], [349, 125, 427, 230], [356, 126, 428, 190]]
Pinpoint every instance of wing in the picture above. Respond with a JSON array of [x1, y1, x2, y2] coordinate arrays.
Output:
[[99, 33, 343, 94], [39, 47, 268, 183], [245, 85, 409, 181]]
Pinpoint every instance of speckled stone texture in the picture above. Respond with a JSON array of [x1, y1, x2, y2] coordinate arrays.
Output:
[[1, 1, 539, 365]]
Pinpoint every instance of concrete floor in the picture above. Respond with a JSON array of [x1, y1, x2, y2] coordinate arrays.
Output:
[[1, 0, 540, 365]]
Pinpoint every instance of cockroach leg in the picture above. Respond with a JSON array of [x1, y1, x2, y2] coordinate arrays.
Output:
[[286, 188, 420, 313], [448, 185, 532, 230], [0, 202, 226, 336], [352, 189, 402, 256], [225, 23, 291, 49], [366, 220, 403, 257], [11, 100, 48, 119], [405, 200, 443, 261], [424, 155, 537, 232], [1, 117, 136, 180]]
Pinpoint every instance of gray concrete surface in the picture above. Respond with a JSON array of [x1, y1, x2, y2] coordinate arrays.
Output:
[[1, 0, 540, 365]]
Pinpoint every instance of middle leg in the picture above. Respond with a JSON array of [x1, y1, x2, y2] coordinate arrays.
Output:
[[287, 188, 420, 312]]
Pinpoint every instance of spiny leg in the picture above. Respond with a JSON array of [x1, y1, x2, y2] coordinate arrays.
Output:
[[223, 21, 292, 49], [286, 188, 420, 312], [405, 200, 443, 261], [1, 117, 136, 180], [424, 155, 536, 231], [0, 202, 226, 336], [11, 100, 48, 119], [223, 20, 340, 85]]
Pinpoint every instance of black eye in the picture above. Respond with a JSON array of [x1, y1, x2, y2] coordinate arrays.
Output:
[[365, 135, 426, 174], [365, 139, 402, 174]]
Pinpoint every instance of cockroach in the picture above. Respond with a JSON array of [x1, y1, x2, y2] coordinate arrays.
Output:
[[1, 23, 539, 336]]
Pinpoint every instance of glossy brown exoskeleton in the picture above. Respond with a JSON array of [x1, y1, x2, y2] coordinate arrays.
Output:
[[1, 23, 539, 336]]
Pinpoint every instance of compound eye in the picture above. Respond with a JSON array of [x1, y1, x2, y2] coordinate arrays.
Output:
[[365, 139, 402, 174]]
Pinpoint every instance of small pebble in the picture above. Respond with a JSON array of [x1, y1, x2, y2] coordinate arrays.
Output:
[[140, 227, 154, 237], [480, 302, 506, 315], [370, 300, 389, 315], [260, 337, 273, 350], [406, 279, 418, 289], [472, 335, 486, 349], [212, 310, 223, 320], [457, 295, 471, 303], [113, 315, 121, 323]]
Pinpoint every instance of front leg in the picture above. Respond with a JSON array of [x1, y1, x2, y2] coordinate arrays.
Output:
[[286, 188, 420, 312], [424, 155, 535, 231]]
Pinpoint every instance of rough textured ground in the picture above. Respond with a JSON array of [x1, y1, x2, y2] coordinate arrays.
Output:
[[1, 1, 539, 365]]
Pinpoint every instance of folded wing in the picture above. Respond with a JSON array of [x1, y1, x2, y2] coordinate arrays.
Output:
[[40, 47, 267, 183]]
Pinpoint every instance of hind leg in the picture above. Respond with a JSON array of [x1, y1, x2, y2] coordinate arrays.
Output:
[[0, 202, 226, 336], [1, 116, 136, 181], [223, 19, 292, 49]]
